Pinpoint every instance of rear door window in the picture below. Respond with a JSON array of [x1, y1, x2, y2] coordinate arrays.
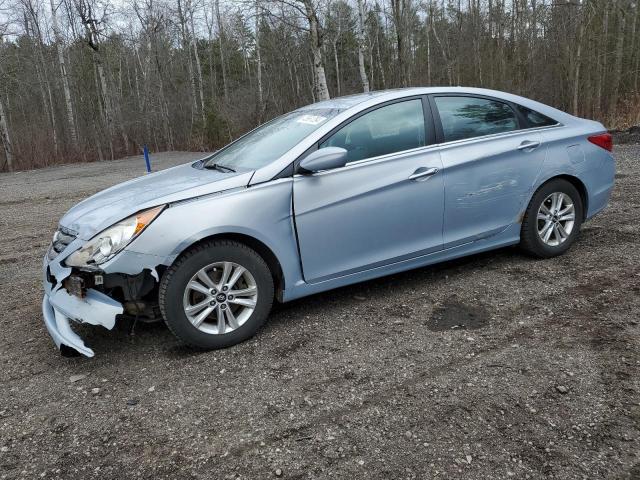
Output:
[[433, 96, 518, 142]]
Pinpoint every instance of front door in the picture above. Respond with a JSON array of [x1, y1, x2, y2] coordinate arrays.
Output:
[[293, 98, 444, 283]]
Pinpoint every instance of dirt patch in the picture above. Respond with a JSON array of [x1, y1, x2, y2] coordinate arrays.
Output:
[[426, 299, 490, 331]]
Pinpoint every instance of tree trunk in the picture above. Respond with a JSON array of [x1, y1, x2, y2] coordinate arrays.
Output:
[[255, 0, 264, 117], [189, 2, 206, 127], [426, 4, 431, 85], [629, 0, 639, 95], [154, 44, 174, 150], [76, 0, 119, 158], [572, 6, 586, 116], [356, 0, 370, 92], [633, 1, 640, 95], [303, 0, 330, 100], [92, 48, 114, 156], [215, 0, 229, 100], [136, 41, 151, 144], [595, 6, 609, 118], [368, 34, 375, 90], [498, 0, 506, 89], [177, 0, 199, 130], [50, 0, 78, 149], [0, 96, 13, 171], [391, 0, 408, 86], [376, 26, 386, 88], [609, 7, 626, 121], [23, 1, 59, 160], [431, 13, 453, 85], [473, 0, 482, 85], [333, 7, 342, 95], [333, 39, 341, 96], [32, 58, 59, 162], [96, 59, 115, 159]]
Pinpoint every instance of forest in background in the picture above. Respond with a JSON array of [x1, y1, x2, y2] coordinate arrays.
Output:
[[0, 0, 638, 171]]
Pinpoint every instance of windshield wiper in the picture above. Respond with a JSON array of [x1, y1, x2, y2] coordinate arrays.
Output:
[[204, 162, 236, 173]]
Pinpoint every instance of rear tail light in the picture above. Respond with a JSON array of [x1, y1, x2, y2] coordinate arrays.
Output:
[[588, 133, 613, 152]]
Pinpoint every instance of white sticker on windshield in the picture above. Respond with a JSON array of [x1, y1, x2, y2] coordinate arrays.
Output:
[[296, 114, 327, 125]]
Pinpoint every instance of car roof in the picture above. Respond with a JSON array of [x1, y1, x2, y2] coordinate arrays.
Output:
[[297, 91, 389, 111], [299, 87, 576, 124]]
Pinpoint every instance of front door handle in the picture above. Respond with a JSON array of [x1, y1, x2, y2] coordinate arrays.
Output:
[[517, 140, 541, 151], [409, 167, 439, 181]]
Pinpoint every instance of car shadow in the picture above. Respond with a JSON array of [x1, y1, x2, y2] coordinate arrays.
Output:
[[72, 245, 528, 360], [267, 245, 521, 326]]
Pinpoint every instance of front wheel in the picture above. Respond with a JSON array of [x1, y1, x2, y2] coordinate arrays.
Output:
[[520, 179, 584, 258], [159, 240, 274, 350]]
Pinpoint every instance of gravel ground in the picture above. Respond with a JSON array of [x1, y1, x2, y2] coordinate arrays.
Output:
[[0, 149, 638, 480]]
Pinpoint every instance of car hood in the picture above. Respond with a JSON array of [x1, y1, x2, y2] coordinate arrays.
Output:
[[60, 162, 254, 240]]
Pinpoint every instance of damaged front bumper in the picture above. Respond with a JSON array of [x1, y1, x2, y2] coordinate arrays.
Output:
[[42, 226, 172, 357], [42, 289, 123, 357], [42, 255, 124, 357]]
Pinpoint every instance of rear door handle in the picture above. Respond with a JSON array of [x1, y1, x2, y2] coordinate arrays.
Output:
[[409, 167, 439, 181], [517, 140, 541, 151]]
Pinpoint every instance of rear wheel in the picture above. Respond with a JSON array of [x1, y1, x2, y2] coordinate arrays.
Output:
[[520, 179, 584, 258], [159, 240, 274, 349]]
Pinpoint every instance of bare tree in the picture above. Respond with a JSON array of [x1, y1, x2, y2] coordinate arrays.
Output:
[[302, 0, 330, 100], [50, 0, 79, 149], [0, 1, 16, 171], [567, 0, 589, 117], [609, 1, 627, 121], [263, 0, 330, 100], [356, 0, 369, 91], [21, 0, 60, 159], [390, 0, 409, 86], [188, 0, 207, 126], [215, 0, 229, 99], [0, 95, 13, 170], [330, 3, 341, 96], [74, 0, 118, 158], [177, 0, 200, 129], [255, 0, 264, 115]]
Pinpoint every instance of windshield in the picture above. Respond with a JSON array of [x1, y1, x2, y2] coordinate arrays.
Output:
[[203, 108, 343, 170]]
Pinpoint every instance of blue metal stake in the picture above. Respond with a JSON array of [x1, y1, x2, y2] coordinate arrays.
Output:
[[143, 145, 151, 173]]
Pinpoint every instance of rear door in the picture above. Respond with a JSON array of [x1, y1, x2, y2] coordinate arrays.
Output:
[[430, 95, 548, 248], [293, 97, 444, 283]]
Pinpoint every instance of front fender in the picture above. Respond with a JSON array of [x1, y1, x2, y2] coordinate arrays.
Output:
[[119, 178, 304, 292]]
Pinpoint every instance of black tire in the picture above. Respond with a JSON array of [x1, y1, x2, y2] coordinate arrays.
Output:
[[159, 240, 274, 349], [520, 179, 584, 258]]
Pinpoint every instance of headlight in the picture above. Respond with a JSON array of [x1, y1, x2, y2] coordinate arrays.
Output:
[[65, 205, 165, 267]]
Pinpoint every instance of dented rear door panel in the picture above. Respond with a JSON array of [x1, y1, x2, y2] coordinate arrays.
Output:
[[439, 131, 547, 248]]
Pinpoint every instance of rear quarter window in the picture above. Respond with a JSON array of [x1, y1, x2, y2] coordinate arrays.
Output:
[[516, 105, 559, 128]]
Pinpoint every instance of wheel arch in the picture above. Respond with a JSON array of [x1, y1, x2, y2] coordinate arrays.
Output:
[[534, 174, 589, 220], [170, 232, 286, 302]]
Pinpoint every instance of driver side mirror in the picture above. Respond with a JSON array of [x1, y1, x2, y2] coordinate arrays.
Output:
[[299, 147, 348, 173]]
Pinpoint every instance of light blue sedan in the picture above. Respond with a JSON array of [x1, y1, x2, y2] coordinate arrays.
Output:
[[43, 87, 615, 356]]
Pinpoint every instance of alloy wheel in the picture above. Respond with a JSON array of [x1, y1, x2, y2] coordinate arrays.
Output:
[[537, 192, 576, 247], [182, 261, 258, 334]]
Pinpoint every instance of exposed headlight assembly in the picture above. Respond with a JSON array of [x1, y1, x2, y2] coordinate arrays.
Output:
[[65, 205, 165, 267]]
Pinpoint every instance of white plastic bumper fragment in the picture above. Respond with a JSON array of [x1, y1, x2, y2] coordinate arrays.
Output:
[[42, 288, 124, 357]]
